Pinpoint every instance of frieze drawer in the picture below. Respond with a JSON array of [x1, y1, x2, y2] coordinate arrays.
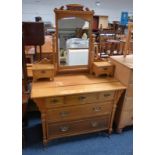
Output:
[[99, 91, 115, 101], [65, 93, 98, 105], [45, 97, 64, 108]]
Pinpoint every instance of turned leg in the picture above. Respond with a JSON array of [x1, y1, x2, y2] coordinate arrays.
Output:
[[116, 128, 123, 133], [108, 128, 113, 134]]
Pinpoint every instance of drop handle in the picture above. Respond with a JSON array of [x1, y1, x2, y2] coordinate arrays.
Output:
[[93, 107, 102, 112], [51, 99, 59, 103], [104, 94, 111, 97], [102, 67, 108, 70], [91, 121, 98, 127], [41, 70, 46, 74], [78, 96, 86, 100], [60, 111, 69, 117], [60, 126, 69, 132]]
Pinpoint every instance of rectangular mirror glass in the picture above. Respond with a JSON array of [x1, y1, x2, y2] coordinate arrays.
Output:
[[58, 17, 89, 67]]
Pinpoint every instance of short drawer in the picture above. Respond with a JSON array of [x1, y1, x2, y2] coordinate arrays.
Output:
[[65, 93, 98, 105], [45, 97, 64, 108], [95, 66, 114, 76], [47, 115, 110, 139], [33, 69, 54, 81], [99, 91, 115, 101], [47, 102, 113, 122]]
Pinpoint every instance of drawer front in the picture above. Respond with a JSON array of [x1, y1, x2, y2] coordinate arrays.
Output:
[[47, 115, 110, 139], [65, 93, 98, 105], [45, 97, 64, 108], [99, 91, 115, 101], [47, 102, 113, 122], [33, 70, 53, 78], [97, 66, 113, 74]]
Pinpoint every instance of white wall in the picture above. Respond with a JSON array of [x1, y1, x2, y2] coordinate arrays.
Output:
[[22, 0, 133, 26]]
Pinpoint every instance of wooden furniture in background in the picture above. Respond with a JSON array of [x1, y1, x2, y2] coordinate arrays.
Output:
[[93, 15, 109, 30], [31, 74, 126, 145], [124, 22, 133, 57], [93, 62, 114, 77], [22, 22, 45, 61], [110, 55, 133, 132]]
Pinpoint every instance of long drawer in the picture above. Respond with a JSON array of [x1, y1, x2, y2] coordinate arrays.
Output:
[[47, 101, 113, 122], [47, 115, 110, 139]]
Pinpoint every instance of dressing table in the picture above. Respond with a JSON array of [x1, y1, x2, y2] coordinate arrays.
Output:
[[30, 4, 126, 145]]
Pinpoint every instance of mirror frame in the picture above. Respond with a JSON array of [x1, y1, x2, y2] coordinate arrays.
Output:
[[54, 5, 94, 74]]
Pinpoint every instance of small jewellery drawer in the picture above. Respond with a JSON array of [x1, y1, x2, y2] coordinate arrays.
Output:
[[99, 91, 115, 101], [47, 102, 113, 122], [93, 62, 114, 77], [97, 66, 113, 73], [45, 97, 64, 108], [65, 93, 98, 105], [47, 115, 110, 139], [33, 69, 53, 77]]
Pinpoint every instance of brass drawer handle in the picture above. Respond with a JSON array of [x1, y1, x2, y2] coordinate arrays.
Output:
[[102, 67, 108, 70], [104, 94, 111, 97], [51, 99, 59, 103], [41, 70, 46, 74], [91, 121, 98, 127], [78, 96, 86, 100], [60, 126, 69, 132], [93, 107, 101, 112], [60, 111, 69, 117]]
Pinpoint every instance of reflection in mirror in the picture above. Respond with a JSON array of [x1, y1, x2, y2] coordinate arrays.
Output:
[[58, 17, 89, 66]]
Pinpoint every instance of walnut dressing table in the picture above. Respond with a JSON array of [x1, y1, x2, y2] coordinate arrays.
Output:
[[31, 74, 126, 145]]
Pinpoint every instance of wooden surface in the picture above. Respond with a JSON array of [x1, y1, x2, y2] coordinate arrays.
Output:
[[110, 55, 133, 69], [31, 74, 125, 98], [93, 61, 113, 67], [110, 55, 133, 132], [31, 74, 126, 144]]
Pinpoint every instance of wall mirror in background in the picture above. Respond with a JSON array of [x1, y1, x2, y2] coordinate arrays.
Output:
[[54, 4, 94, 73]]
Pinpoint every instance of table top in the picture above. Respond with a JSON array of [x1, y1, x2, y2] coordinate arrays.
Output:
[[31, 74, 126, 99]]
